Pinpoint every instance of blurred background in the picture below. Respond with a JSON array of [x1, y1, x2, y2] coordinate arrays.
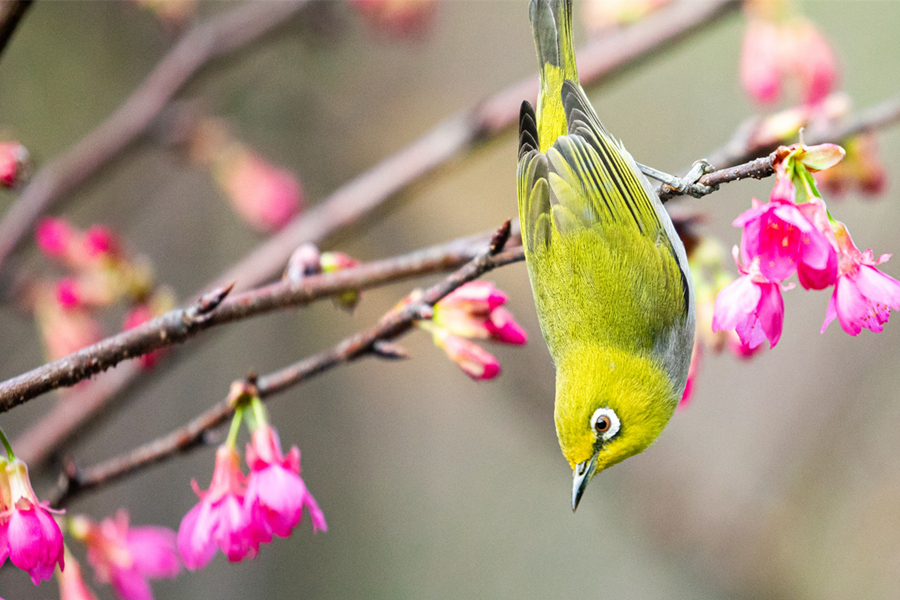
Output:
[[1, 0, 899, 599]]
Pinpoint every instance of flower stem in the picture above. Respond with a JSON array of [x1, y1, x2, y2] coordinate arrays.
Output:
[[0, 426, 15, 459]]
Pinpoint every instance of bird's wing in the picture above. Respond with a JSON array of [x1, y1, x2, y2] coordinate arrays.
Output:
[[517, 101, 552, 253], [516, 91, 692, 352]]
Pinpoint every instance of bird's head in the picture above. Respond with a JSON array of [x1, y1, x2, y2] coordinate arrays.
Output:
[[555, 344, 678, 511]]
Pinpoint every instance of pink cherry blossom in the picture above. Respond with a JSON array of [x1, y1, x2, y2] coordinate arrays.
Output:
[[432, 328, 501, 380], [734, 179, 836, 289], [0, 458, 65, 585], [434, 282, 528, 345], [75, 511, 179, 600], [244, 425, 326, 547], [712, 254, 785, 350], [178, 445, 253, 570], [821, 224, 900, 336]]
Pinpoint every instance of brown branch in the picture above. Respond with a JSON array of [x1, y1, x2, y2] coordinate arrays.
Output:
[[660, 92, 900, 201], [12, 0, 741, 469], [0, 0, 309, 274], [50, 222, 522, 506], [0, 228, 515, 416], [0, 0, 32, 60]]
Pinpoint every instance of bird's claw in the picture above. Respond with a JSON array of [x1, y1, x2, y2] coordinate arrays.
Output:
[[638, 159, 718, 199]]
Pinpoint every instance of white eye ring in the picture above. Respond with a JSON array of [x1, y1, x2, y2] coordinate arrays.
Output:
[[590, 408, 620, 441]]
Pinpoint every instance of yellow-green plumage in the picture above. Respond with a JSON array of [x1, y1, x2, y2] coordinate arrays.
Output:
[[518, 0, 695, 505]]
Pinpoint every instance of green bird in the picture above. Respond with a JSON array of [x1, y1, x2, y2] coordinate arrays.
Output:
[[517, 0, 695, 510]]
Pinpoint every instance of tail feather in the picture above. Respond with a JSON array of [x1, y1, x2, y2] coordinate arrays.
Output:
[[529, 0, 578, 151]]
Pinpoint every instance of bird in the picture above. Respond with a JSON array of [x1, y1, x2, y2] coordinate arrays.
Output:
[[517, 0, 696, 510]]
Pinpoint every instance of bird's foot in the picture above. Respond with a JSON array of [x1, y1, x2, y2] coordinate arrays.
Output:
[[638, 159, 717, 198]]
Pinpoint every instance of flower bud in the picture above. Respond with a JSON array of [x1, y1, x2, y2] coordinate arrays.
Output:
[[321, 251, 361, 310], [0, 141, 28, 188], [214, 147, 303, 233]]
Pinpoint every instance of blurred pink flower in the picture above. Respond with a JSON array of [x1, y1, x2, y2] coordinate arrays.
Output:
[[58, 553, 100, 600], [244, 425, 326, 547], [785, 18, 838, 106], [74, 511, 179, 600], [712, 253, 785, 350], [214, 149, 303, 233], [740, 18, 782, 104], [0, 141, 28, 188], [822, 223, 900, 336], [178, 445, 253, 570], [36, 292, 104, 362], [734, 178, 836, 289], [0, 458, 65, 585], [740, 16, 838, 106], [36, 218, 76, 259], [352, 0, 436, 37], [84, 226, 120, 259], [432, 328, 501, 381]]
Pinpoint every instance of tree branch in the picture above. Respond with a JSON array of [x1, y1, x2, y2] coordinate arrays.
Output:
[[0, 0, 32, 61], [0, 0, 309, 274], [50, 222, 521, 506], [11, 0, 741, 468], [658, 91, 900, 201], [0, 229, 514, 415]]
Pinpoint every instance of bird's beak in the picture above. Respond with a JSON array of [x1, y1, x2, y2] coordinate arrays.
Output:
[[572, 452, 599, 512]]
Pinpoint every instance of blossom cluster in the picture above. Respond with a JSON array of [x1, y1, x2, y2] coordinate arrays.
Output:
[[285, 243, 363, 311], [712, 144, 900, 350], [178, 393, 325, 570], [418, 281, 528, 381], [32, 218, 172, 367]]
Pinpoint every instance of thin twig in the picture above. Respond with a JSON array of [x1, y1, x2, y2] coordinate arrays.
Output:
[[13, 0, 741, 468], [0, 0, 309, 273], [50, 222, 520, 506], [0, 0, 32, 61], [659, 92, 900, 201]]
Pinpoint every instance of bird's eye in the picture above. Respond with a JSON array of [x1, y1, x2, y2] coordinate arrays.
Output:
[[590, 408, 620, 441]]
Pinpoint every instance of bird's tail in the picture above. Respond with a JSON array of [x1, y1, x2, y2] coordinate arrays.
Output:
[[529, 0, 578, 151]]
